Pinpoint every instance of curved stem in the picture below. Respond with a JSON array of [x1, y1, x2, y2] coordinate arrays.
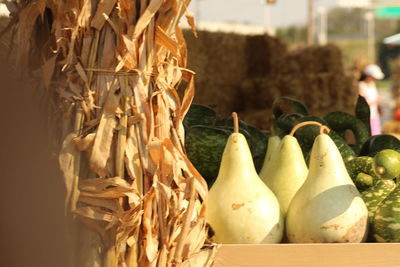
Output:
[[232, 112, 239, 133], [320, 125, 331, 135], [290, 121, 323, 136]]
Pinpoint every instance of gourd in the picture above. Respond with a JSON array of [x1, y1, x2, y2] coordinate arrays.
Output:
[[373, 149, 400, 180], [372, 186, 400, 242], [361, 179, 396, 223], [291, 116, 356, 164], [323, 111, 369, 154], [345, 156, 378, 190], [272, 97, 309, 119], [370, 150, 400, 242], [286, 122, 368, 243], [260, 125, 308, 216], [206, 113, 283, 244], [258, 135, 281, 181], [355, 95, 371, 136], [359, 134, 400, 157]]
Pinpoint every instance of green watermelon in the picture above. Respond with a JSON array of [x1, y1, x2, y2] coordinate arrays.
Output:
[[183, 104, 217, 129], [185, 126, 230, 187]]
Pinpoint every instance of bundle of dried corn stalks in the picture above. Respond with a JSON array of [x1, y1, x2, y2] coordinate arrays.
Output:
[[10, 0, 215, 266]]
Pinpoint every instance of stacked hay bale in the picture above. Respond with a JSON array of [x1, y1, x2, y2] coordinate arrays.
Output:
[[184, 28, 357, 130], [184, 30, 288, 117], [239, 45, 356, 129], [244, 34, 287, 78], [184, 30, 248, 116]]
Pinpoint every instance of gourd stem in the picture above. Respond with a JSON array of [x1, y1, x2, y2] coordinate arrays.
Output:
[[290, 121, 326, 136], [232, 112, 239, 133], [320, 125, 331, 135]]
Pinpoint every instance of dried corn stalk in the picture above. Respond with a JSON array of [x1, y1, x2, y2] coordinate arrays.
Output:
[[11, 0, 216, 266]]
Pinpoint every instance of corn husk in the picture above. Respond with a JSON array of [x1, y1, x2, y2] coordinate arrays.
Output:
[[11, 0, 215, 266]]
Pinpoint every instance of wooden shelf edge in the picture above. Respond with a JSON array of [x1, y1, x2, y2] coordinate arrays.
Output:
[[212, 243, 400, 267]]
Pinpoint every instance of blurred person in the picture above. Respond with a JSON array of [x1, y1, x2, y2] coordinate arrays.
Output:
[[358, 64, 385, 135]]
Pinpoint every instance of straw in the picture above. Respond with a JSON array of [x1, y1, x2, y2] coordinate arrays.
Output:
[[11, 0, 215, 266]]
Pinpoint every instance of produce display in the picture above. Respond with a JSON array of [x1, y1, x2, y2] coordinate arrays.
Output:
[[286, 122, 368, 243], [185, 104, 268, 186], [10, 0, 400, 264], [372, 186, 400, 242], [206, 113, 283, 244], [361, 179, 396, 224], [259, 126, 308, 216], [186, 95, 400, 244]]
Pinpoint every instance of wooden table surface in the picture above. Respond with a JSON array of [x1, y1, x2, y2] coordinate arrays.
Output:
[[212, 243, 400, 267]]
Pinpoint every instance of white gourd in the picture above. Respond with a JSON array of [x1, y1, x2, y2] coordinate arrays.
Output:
[[206, 113, 283, 244], [286, 123, 368, 243], [261, 135, 308, 216], [259, 135, 281, 180]]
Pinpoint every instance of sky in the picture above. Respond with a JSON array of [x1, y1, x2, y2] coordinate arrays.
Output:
[[187, 0, 342, 28]]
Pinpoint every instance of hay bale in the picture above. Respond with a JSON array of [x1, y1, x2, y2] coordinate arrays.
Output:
[[245, 34, 287, 77], [194, 78, 241, 116], [239, 108, 273, 132], [184, 30, 247, 87], [239, 77, 281, 111], [280, 45, 343, 75], [185, 29, 356, 130], [184, 29, 249, 116]]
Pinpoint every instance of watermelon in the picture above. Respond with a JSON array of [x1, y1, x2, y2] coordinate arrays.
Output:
[[183, 104, 216, 129]]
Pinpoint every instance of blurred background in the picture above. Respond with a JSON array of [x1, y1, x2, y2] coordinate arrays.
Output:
[[1, 1, 400, 131], [187, 0, 400, 70], [180, 0, 400, 133]]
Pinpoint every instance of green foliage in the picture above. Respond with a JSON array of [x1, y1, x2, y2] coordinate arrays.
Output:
[[327, 8, 363, 35], [276, 26, 306, 44]]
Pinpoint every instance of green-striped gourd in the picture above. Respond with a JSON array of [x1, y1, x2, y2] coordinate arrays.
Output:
[[286, 122, 368, 243], [361, 179, 397, 223], [372, 185, 400, 242], [207, 113, 283, 244]]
